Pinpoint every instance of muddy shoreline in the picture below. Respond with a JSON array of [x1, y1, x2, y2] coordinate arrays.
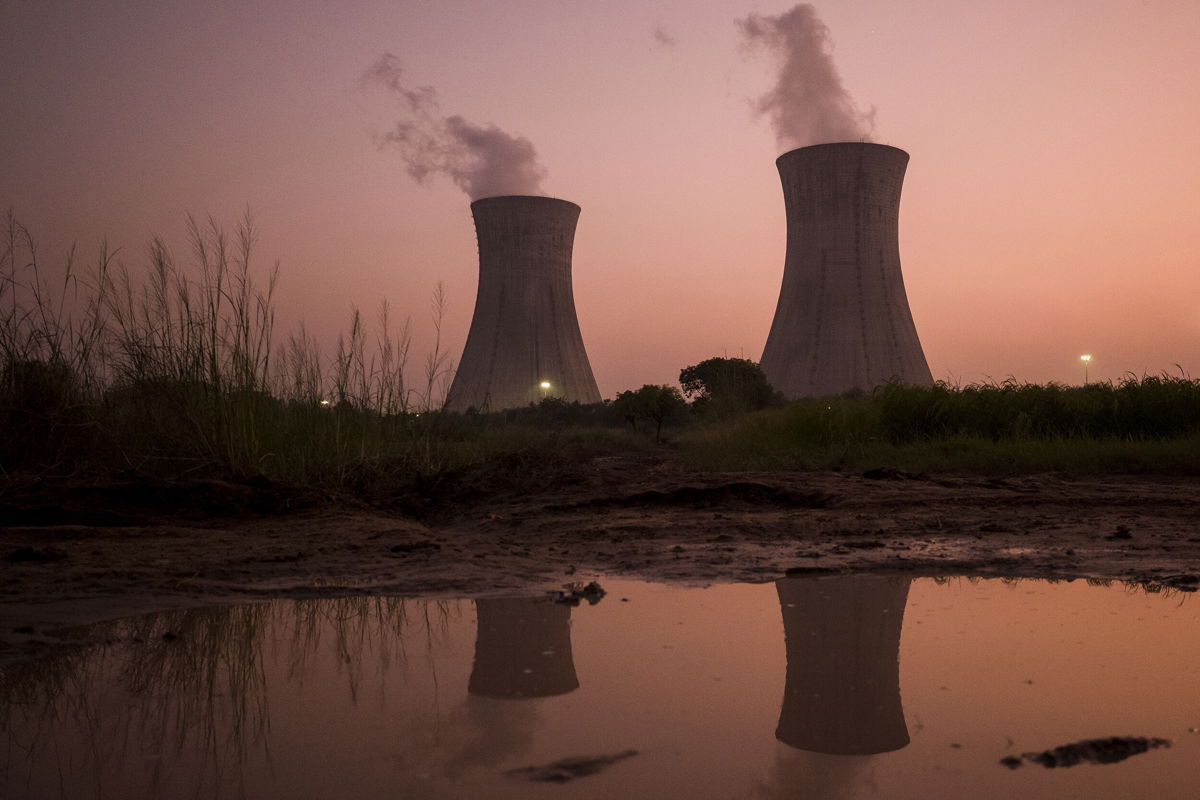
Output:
[[3, 452, 1199, 665]]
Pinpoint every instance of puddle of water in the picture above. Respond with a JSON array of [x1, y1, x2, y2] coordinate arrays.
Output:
[[3, 576, 1200, 799]]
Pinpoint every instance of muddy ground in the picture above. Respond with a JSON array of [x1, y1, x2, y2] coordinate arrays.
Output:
[[3, 451, 1199, 665]]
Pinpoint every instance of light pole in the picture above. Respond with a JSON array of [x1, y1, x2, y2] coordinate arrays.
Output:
[[1080, 354, 1092, 385], [539, 380, 552, 399]]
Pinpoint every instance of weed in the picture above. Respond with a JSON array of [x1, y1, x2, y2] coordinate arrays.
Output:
[[683, 378, 1200, 474]]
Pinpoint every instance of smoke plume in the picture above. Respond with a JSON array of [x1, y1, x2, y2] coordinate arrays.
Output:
[[652, 24, 677, 49], [738, 4, 875, 149], [363, 54, 546, 200]]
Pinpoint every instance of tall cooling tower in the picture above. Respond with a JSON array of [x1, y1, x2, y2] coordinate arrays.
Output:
[[759, 143, 933, 398], [446, 195, 601, 412]]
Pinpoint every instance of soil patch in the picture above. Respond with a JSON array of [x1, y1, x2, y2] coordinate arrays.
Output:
[[506, 750, 640, 783], [5, 450, 1200, 666], [1001, 737, 1172, 769]]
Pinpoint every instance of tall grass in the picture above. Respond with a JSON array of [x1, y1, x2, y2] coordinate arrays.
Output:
[[874, 378, 1200, 441], [1, 212, 636, 487], [8, 210, 1199, 485], [684, 377, 1200, 474]]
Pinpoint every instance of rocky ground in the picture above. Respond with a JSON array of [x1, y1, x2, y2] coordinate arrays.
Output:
[[3, 450, 1199, 665]]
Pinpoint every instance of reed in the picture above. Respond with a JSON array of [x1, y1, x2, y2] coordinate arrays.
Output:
[[0, 212, 634, 488], [683, 377, 1200, 474], [7, 211, 1198, 484]]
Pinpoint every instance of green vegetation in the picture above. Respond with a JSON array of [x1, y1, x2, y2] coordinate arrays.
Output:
[[5, 210, 1199, 491], [0, 212, 640, 493], [679, 357, 784, 419], [613, 384, 687, 442], [683, 378, 1200, 474]]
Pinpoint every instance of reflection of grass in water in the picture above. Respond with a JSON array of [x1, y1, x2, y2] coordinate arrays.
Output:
[[0, 596, 464, 797], [1119, 580, 1191, 603], [927, 574, 1190, 602], [119, 605, 273, 795], [0, 604, 274, 798], [286, 596, 462, 703]]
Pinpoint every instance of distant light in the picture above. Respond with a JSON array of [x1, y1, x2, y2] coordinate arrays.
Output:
[[319, 399, 332, 407], [1080, 354, 1092, 362], [539, 380, 552, 389]]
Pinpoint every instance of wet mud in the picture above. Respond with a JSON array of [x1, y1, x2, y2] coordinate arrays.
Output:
[[506, 750, 640, 783], [4, 451, 1200, 665], [1001, 737, 1172, 769]]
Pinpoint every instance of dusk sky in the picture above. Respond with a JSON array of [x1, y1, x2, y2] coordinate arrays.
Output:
[[3, 0, 1198, 396]]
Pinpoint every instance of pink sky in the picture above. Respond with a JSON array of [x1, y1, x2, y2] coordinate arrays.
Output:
[[3, 0, 1198, 396]]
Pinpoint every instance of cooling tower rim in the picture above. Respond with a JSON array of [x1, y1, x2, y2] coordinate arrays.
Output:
[[470, 194, 580, 213], [776, 141, 909, 166]]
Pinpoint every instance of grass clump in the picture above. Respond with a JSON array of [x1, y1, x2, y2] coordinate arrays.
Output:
[[0, 211, 637, 497], [683, 378, 1200, 475], [7, 209, 1199, 487]]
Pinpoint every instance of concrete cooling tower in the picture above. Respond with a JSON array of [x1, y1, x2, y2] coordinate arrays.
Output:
[[445, 195, 601, 412], [759, 143, 933, 398]]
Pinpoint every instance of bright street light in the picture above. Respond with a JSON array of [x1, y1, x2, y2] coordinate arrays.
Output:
[[539, 380, 551, 389], [1080, 354, 1092, 385]]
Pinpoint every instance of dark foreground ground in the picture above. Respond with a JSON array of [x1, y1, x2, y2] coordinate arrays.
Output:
[[3, 451, 1199, 665]]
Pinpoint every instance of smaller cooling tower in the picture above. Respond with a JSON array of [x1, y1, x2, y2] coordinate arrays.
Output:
[[446, 196, 601, 412], [760, 143, 933, 398]]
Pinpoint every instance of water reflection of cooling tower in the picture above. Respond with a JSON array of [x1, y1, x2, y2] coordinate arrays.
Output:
[[468, 598, 579, 699], [445, 196, 601, 412], [775, 575, 911, 755], [760, 143, 933, 398]]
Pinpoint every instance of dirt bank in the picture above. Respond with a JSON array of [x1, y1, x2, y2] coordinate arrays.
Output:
[[3, 451, 1199, 665]]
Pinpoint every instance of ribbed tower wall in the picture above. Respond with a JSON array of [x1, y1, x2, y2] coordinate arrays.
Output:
[[759, 143, 932, 398], [446, 196, 601, 412]]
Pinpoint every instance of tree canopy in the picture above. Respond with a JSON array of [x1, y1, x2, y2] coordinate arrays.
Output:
[[678, 357, 783, 419], [613, 384, 687, 442]]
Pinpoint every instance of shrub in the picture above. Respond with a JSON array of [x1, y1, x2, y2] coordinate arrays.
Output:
[[613, 384, 687, 442], [679, 357, 784, 420]]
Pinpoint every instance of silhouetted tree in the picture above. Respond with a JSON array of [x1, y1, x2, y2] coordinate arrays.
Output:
[[613, 384, 686, 442], [678, 357, 783, 419], [613, 390, 641, 432]]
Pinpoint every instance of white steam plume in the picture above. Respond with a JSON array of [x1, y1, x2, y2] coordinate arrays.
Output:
[[738, 4, 875, 149], [652, 24, 677, 49], [363, 54, 547, 200]]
